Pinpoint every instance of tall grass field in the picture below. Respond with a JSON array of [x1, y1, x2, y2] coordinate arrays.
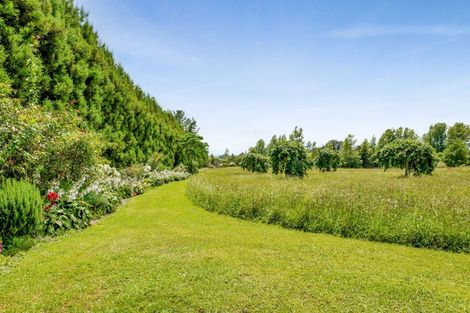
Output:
[[187, 167, 470, 252]]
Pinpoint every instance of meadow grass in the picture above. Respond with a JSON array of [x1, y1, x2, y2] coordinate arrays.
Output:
[[187, 167, 470, 252], [0, 181, 469, 312]]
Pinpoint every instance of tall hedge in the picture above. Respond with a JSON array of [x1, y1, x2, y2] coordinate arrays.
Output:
[[0, 0, 202, 167]]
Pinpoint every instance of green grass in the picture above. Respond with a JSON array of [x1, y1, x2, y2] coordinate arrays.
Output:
[[0, 181, 469, 312], [187, 167, 470, 252]]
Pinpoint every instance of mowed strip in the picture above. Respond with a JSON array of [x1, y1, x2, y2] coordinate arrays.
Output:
[[0, 181, 469, 312]]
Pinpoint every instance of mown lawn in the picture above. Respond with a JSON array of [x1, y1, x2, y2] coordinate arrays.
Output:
[[0, 181, 469, 312]]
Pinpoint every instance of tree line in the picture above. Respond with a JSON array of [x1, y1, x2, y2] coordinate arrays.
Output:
[[218, 122, 470, 177], [0, 0, 208, 170]]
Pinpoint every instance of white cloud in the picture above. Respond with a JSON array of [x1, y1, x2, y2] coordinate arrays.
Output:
[[329, 25, 470, 38]]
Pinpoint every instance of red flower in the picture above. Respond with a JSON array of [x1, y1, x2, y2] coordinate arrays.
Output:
[[47, 191, 59, 203]]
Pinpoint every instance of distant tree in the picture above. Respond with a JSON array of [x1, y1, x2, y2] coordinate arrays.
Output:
[[249, 139, 267, 155], [358, 139, 374, 168], [443, 140, 468, 167], [173, 110, 199, 133], [423, 123, 447, 153], [174, 132, 209, 174], [377, 139, 436, 176], [447, 122, 470, 146], [289, 126, 304, 144], [339, 134, 361, 168], [325, 139, 342, 151], [271, 133, 309, 178], [377, 127, 417, 149], [314, 148, 340, 172], [305, 140, 316, 152], [267, 135, 278, 155], [370, 135, 377, 149], [240, 153, 269, 173]]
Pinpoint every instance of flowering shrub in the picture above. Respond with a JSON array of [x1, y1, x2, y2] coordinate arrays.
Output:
[[42, 165, 190, 235], [0, 98, 102, 193]]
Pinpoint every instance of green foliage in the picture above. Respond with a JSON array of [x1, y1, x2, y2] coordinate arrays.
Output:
[[447, 122, 470, 145], [377, 139, 437, 176], [1, 236, 36, 256], [358, 139, 375, 168], [0, 179, 43, 246], [314, 148, 340, 172], [188, 168, 470, 253], [174, 132, 208, 174], [377, 127, 418, 149], [0, 0, 206, 167], [270, 140, 309, 178], [443, 140, 468, 167], [339, 134, 361, 168], [240, 153, 269, 173], [146, 152, 169, 171], [423, 123, 447, 153], [0, 99, 101, 192], [173, 110, 198, 133], [324, 139, 342, 151], [249, 139, 268, 155], [43, 200, 93, 236]]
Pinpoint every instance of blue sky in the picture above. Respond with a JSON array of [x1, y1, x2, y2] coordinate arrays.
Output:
[[75, 0, 470, 154]]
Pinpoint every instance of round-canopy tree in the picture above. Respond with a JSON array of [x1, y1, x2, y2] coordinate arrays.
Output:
[[240, 153, 269, 173], [443, 140, 468, 167], [314, 148, 340, 172], [270, 141, 309, 178], [377, 139, 437, 176]]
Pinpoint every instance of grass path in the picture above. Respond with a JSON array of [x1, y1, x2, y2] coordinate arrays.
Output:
[[0, 181, 469, 312]]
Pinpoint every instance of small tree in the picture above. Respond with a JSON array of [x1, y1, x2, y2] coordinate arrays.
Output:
[[174, 132, 209, 174], [270, 140, 309, 177], [377, 127, 418, 149], [358, 139, 375, 168], [423, 123, 447, 153], [240, 153, 269, 173], [377, 139, 436, 176], [314, 148, 340, 172], [249, 139, 268, 156], [339, 134, 361, 168], [447, 122, 470, 145], [443, 140, 468, 167]]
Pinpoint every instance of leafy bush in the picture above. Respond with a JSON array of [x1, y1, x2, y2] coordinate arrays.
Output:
[[43, 200, 93, 236], [314, 148, 340, 172], [270, 141, 309, 178], [240, 153, 269, 173], [443, 140, 468, 167], [0, 98, 102, 192], [0, 179, 43, 246], [377, 139, 437, 176]]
